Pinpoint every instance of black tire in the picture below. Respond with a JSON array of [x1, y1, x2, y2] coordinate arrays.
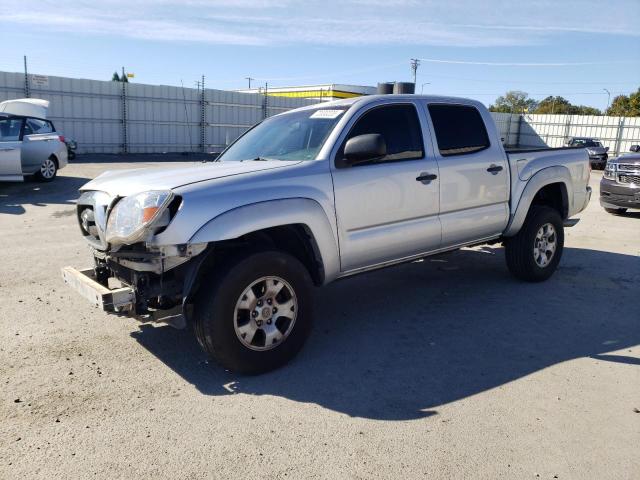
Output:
[[34, 157, 58, 182], [604, 207, 627, 215], [193, 250, 313, 374], [504, 206, 564, 282]]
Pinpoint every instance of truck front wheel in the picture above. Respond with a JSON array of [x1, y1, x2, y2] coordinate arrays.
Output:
[[193, 250, 313, 374], [504, 206, 564, 282]]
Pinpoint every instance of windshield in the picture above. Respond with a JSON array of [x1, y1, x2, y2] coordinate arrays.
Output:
[[218, 107, 347, 161], [574, 139, 601, 147]]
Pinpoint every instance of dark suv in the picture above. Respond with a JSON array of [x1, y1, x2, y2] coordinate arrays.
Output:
[[566, 137, 609, 169], [600, 145, 640, 214]]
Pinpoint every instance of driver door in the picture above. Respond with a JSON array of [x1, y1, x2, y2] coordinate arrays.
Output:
[[330, 102, 441, 272]]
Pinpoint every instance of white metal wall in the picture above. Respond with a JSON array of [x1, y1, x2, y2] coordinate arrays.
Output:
[[2, 71, 638, 156], [491, 111, 640, 155], [0, 71, 317, 154]]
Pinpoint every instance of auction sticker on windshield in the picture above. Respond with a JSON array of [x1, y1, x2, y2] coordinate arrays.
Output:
[[310, 109, 344, 119]]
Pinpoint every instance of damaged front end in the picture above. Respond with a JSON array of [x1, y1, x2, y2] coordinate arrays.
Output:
[[62, 189, 207, 328]]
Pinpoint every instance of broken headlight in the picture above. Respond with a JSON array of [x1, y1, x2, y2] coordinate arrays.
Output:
[[105, 190, 174, 245]]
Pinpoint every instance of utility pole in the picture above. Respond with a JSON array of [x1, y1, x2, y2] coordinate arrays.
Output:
[[603, 88, 611, 113], [23, 55, 30, 98], [245, 77, 254, 89], [410, 58, 420, 85]]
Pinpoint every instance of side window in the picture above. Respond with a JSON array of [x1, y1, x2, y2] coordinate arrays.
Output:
[[24, 118, 53, 135], [343, 104, 424, 164], [0, 118, 23, 142], [428, 104, 490, 157]]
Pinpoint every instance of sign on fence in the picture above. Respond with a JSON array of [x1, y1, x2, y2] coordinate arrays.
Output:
[[30, 74, 49, 88]]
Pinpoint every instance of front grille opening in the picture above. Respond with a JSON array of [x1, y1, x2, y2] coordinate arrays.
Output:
[[619, 174, 640, 185]]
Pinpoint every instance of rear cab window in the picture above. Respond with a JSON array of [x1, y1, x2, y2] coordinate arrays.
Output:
[[339, 103, 424, 166], [428, 104, 490, 157]]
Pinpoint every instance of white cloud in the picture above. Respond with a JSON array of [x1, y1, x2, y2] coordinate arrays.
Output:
[[1, 0, 638, 47]]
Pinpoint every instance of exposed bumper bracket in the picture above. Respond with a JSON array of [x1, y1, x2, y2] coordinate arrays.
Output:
[[61, 266, 135, 312]]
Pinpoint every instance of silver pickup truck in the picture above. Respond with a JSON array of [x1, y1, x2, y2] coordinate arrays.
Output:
[[62, 94, 591, 373]]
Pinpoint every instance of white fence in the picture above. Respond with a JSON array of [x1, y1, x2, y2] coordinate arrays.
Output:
[[0, 71, 316, 154], [491, 112, 640, 155], [1, 70, 638, 156]]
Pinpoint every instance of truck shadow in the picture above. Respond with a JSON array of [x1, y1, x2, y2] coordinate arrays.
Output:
[[131, 246, 640, 421], [0, 175, 88, 215]]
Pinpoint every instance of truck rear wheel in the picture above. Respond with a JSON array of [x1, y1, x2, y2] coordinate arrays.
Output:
[[193, 250, 313, 374], [504, 206, 564, 282]]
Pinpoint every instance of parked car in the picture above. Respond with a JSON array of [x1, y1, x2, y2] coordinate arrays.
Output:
[[66, 138, 77, 160], [62, 94, 591, 374], [565, 137, 609, 169], [600, 145, 640, 214], [0, 99, 68, 182]]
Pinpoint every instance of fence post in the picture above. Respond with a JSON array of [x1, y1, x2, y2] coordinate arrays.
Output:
[[200, 76, 206, 153], [121, 80, 128, 154], [614, 117, 625, 156], [262, 82, 269, 119], [563, 115, 572, 143], [515, 114, 523, 147], [23, 56, 30, 98], [505, 114, 512, 146]]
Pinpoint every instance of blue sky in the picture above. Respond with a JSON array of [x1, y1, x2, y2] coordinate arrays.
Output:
[[1, 0, 639, 110]]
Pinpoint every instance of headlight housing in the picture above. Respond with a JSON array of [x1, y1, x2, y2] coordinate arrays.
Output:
[[105, 190, 174, 245], [604, 163, 617, 180]]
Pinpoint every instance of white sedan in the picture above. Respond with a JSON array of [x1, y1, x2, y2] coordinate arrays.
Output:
[[0, 99, 68, 182]]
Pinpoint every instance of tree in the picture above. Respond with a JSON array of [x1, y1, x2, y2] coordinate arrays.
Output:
[[534, 96, 571, 114], [572, 105, 601, 116], [489, 91, 537, 113], [606, 88, 640, 117], [111, 71, 129, 83], [534, 96, 601, 115]]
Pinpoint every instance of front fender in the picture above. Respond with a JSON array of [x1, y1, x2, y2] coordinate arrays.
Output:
[[504, 166, 572, 237], [189, 198, 341, 283]]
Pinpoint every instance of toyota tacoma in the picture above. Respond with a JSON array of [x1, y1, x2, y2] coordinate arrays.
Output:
[[62, 95, 591, 373]]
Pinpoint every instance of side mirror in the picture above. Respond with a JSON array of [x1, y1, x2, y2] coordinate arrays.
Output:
[[630, 145, 640, 153], [343, 134, 386, 166], [605, 147, 610, 152]]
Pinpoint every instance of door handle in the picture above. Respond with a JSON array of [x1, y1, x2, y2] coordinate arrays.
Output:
[[0, 147, 17, 152], [416, 172, 437, 183], [487, 164, 503, 174]]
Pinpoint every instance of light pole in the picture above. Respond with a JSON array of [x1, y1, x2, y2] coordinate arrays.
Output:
[[603, 88, 611, 112], [245, 77, 255, 89], [420, 82, 431, 94]]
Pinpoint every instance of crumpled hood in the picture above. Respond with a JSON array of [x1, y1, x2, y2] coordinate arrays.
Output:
[[80, 160, 300, 196]]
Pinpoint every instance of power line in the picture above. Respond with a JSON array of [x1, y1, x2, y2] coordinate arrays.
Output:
[[418, 57, 637, 67]]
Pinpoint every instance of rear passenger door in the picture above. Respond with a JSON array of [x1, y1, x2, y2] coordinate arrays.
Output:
[[21, 118, 56, 174], [426, 103, 509, 246]]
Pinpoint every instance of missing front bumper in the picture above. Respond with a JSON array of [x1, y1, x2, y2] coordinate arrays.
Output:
[[61, 266, 135, 312]]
